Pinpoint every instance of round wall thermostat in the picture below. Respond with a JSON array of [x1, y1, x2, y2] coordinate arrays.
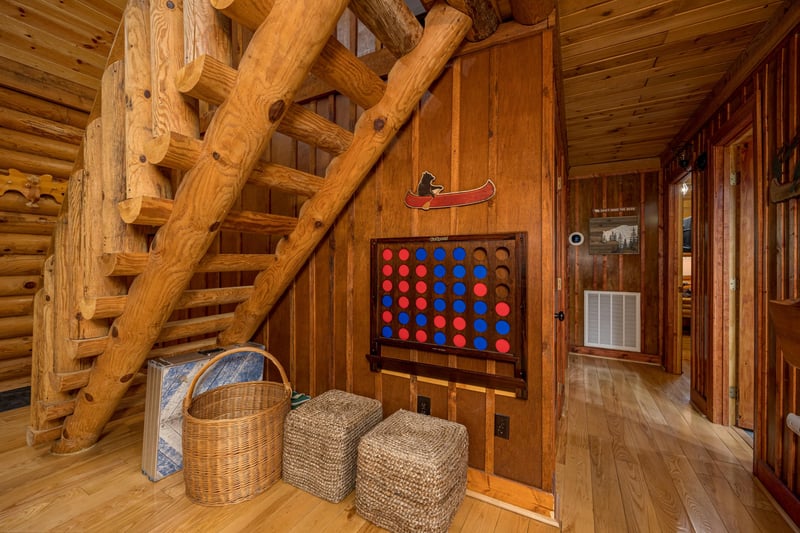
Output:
[[569, 232, 584, 246]]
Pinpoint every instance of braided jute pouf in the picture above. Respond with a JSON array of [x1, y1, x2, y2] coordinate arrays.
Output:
[[356, 409, 468, 533], [282, 389, 382, 502]]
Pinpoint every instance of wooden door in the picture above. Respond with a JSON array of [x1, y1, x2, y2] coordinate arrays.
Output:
[[731, 136, 756, 430]]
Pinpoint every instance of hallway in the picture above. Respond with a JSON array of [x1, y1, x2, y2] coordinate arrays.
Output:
[[557, 354, 795, 532]]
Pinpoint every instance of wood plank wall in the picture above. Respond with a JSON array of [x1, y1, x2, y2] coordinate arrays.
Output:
[[566, 171, 661, 363], [663, 24, 800, 523], [263, 24, 561, 509]]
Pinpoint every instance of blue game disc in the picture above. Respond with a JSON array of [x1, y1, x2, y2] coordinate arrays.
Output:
[[434, 332, 447, 345], [453, 282, 466, 295], [381, 295, 393, 307], [495, 320, 510, 335], [434, 281, 447, 294], [453, 247, 466, 261], [453, 299, 466, 313], [434, 247, 446, 261], [415, 314, 427, 327], [453, 265, 466, 278], [434, 264, 446, 278], [474, 318, 487, 332], [474, 301, 488, 314], [415, 247, 427, 261], [398, 312, 410, 325], [434, 298, 446, 311], [381, 326, 392, 338], [473, 337, 488, 350], [473, 265, 487, 279]]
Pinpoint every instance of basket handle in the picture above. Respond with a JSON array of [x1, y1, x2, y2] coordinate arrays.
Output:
[[182, 345, 292, 411]]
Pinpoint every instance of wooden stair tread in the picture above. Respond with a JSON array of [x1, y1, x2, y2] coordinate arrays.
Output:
[[100, 253, 276, 276], [118, 196, 299, 235], [81, 285, 255, 320], [176, 55, 353, 154], [70, 312, 238, 360]]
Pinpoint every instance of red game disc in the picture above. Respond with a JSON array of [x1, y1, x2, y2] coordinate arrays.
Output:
[[398, 264, 410, 276], [415, 297, 427, 310], [495, 339, 510, 353], [398, 296, 410, 308], [453, 316, 466, 330], [382, 280, 392, 292], [381, 310, 392, 323], [453, 334, 466, 347], [434, 315, 446, 328], [398, 280, 410, 293], [415, 330, 427, 342], [473, 283, 487, 297], [415, 264, 427, 277], [495, 301, 510, 317], [382, 264, 393, 276], [398, 248, 410, 261], [382, 248, 393, 261], [398, 328, 410, 340]]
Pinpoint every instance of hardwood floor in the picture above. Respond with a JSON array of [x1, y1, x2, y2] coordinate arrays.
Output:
[[557, 354, 796, 532], [0, 354, 795, 532]]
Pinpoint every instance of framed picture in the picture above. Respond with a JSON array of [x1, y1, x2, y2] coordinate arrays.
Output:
[[588, 215, 640, 254]]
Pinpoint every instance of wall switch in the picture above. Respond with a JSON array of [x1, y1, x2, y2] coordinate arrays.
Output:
[[417, 395, 431, 415], [494, 414, 510, 439]]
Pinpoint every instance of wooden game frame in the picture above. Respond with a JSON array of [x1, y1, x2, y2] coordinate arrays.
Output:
[[366, 233, 527, 398]]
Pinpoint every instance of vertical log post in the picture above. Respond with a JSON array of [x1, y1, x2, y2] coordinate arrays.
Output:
[[126, 0, 173, 200], [151, 0, 199, 139], [52, 0, 349, 454]]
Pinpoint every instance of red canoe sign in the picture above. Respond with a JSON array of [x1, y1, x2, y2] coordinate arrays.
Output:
[[404, 177, 496, 210]]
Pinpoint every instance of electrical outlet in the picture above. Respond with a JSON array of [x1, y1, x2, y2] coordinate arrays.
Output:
[[417, 395, 431, 415], [494, 414, 510, 439]]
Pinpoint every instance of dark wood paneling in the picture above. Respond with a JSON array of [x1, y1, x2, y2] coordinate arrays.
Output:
[[567, 171, 661, 361]]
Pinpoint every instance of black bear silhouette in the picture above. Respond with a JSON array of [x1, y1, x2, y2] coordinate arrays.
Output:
[[416, 171, 445, 197]]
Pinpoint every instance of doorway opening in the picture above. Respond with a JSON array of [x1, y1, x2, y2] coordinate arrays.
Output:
[[678, 175, 692, 376]]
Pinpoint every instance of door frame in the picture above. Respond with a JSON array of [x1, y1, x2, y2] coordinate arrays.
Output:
[[665, 172, 692, 375], [705, 102, 757, 424]]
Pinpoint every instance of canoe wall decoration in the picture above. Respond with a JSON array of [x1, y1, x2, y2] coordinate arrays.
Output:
[[405, 171, 496, 210]]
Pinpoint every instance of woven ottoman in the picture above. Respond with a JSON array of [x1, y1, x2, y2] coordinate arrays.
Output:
[[356, 409, 468, 533], [282, 389, 382, 502]]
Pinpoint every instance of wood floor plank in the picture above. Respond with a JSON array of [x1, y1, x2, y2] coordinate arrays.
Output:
[[1, 353, 797, 532]]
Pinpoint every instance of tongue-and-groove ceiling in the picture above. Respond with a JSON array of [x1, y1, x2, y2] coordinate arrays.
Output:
[[0, 0, 796, 179]]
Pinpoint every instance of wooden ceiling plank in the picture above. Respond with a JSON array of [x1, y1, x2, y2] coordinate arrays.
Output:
[[567, 96, 705, 120], [668, 0, 800, 158], [664, 4, 780, 45], [51, 0, 123, 30], [0, 0, 115, 59], [561, 1, 783, 58], [559, 0, 677, 33], [565, 73, 718, 102], [0, 14, 108, 71], [568, 158, 662, 178], [562, 57, 655, 85], [563, 26, 755, 80], [0, 42, 101, 92]]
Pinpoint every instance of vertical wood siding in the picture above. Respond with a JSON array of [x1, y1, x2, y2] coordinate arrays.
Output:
[[567, 171, 661, 363], [263, 29, 560, 496], [663, 25, 800, 523]]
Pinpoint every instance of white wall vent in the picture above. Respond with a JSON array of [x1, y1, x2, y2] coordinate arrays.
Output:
[[584, 290, 641, 352]]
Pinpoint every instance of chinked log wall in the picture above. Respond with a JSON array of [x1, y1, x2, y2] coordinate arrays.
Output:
[[663, 20, 800, 524]]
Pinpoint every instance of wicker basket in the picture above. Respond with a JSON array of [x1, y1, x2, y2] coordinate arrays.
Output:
[[182, 345, 291, 506]]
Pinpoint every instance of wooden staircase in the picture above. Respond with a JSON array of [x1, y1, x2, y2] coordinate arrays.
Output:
[[27, 0, 483, 453]]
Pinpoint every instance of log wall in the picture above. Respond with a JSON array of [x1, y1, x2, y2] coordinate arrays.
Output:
[[262, 24, 562, 512], [566, 171, 661, 363], [663, 23, 800, 524], [0, 181, 62, 392]]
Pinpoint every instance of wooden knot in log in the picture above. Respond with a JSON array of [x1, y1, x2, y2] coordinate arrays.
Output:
[[269, 100, 287, 122]]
